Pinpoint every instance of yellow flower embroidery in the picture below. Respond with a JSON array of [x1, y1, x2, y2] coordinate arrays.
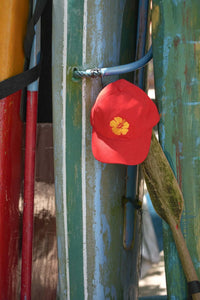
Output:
[[110, 117, 129, 136]]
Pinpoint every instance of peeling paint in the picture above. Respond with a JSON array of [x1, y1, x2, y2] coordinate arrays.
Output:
[[153, 0, 200, 297], [93, 160, 108, 298], [172, 0, 182, 6], [53, 0, 138, 298], [184, 101, 200, 106]]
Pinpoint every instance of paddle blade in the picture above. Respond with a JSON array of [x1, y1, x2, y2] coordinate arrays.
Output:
[[142, 131, 183, 226]]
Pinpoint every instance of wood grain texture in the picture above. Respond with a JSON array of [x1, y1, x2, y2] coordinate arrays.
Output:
[[152, 0, 200, 298], [52, 0, 139, 299]]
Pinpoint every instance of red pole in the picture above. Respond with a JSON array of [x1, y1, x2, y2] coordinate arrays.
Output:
[[21, 0, 40, 296], [21, 90, 38, 300]]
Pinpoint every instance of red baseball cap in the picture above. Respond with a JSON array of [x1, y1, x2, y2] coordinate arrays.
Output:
[[90, 79, 160, 165]]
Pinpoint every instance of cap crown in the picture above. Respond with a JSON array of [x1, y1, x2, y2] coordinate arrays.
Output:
[[90, 79, 159, 140]]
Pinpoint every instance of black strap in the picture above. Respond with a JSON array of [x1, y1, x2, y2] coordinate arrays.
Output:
[[0, 64, 41, 99], [0, 0, 49, 100], [188, 281, 200, 297]]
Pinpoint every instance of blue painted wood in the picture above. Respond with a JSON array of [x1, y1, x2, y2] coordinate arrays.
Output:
[[52, 0, 140, 299], [139, 296, 167, 300]]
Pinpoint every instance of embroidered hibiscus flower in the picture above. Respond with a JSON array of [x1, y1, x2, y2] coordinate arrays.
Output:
[[110, 117, 129, 136]]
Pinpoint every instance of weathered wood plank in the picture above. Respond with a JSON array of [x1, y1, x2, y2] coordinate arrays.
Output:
[[152, 1, 200, 298], [52, 0, 140, 299]]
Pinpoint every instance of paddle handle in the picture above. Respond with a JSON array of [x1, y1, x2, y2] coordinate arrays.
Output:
[[169, 219, 200, 300], [142, 132, 200, 299]]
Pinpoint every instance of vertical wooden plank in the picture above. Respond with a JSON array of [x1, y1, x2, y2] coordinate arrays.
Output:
[[52, 0, 140, 299], [152, 1, 200, 298], [52, 0, 84, 298], [82, 2, 140, 299]]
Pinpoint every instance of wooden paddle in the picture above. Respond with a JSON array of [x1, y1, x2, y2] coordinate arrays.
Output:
[[142, 131, 200, 300]]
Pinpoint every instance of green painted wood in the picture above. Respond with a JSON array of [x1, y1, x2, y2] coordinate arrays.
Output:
[[65, 2, 84, 299], [52, 1, 84, 298], [152, 1, 200, 299], [52, 0, 140, 299]]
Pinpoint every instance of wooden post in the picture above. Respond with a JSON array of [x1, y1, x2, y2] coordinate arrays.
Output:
[[152, 0, 200, 298]]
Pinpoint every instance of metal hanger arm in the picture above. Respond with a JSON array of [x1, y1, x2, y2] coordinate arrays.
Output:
[[73, 45, 153, 78]]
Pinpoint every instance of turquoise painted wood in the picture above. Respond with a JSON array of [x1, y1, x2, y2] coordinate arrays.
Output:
[[139, 297, 167, 300], [152, 1, 200, 299], [52, 0, 140, 299]]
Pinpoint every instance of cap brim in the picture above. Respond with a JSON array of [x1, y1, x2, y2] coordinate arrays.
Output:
[[91, 129, 152, 165]]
